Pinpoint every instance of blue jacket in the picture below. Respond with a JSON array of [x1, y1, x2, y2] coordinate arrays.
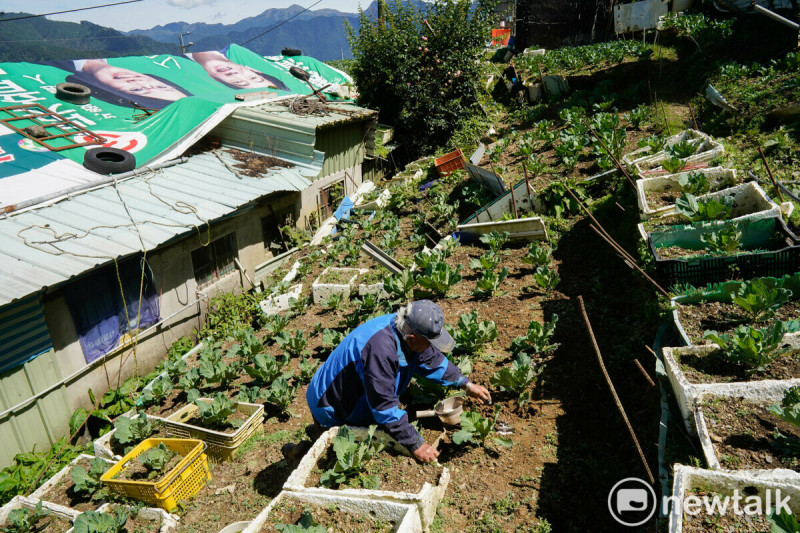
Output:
[[306, 313, 467, 451]]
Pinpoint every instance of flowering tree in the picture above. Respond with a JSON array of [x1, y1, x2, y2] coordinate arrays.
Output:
[[347, 0, 496, 154]]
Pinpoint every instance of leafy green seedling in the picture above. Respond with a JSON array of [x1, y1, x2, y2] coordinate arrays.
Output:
[[198, 358, 239, 388], [768, 386, 800, 427], [661, 156, 687, 174], [73, 509, 129, 533], [141, 376, 173, 407], [177, 367, 202, 391], [678, 171, 710, 195], [675, 194, 733, 222], [452, 408, 512, 449], [731, 279, 793, 322], [448, 310, 498, 355], [226, 328, 263, 363], [321, 328, 346, 348], [416, 261, 462, 298], [323, 293, 343, 309], [667, 140, 697, 159], [3, 500, 50, 533], [298, 356, 319, 384], [533, 266, 559, 291], [700, 226, 742, 253], [479, 231, 510, 253], [263, 377, 297, 414], [136, 443, 177, 481], [276, 330, 309, 358], [163, 356, 187, 383], [469, 252, 501, 273], [195, 393, 242, 429], [71, 457, 109, 499], [237, 385, 264, 404], [114, 413, 157, 452], [319, 426, 385, 488], [472, 267, 509, 298], [245, 352, 289, 384], [769, 508, 800, 533], [490, 353, 544, 408], [521, 242, 550, 268], [704, 320, 800, 374], [262, 313, 291, 336], [383, 270, 416, 301], [511, 315, 559, 355], [275, 511, 327, 533]]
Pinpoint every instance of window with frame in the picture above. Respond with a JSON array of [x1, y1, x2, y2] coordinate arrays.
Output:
[[191, 233, 238, 287], [261, 209, 292, 254], [319, 180, 344, 216]]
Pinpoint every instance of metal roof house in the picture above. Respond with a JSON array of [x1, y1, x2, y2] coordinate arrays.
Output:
[[0, 60, 376, 469]]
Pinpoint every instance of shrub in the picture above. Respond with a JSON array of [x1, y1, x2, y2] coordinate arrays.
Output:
[[346, 0, 496, 155]]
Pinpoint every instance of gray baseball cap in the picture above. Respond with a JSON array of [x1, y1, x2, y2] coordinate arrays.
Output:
[[406, 300, 455, 353]]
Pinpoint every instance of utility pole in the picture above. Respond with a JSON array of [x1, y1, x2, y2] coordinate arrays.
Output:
[[179, 31, 193, 54]]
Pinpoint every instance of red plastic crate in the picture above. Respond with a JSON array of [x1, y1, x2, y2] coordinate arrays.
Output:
[[434, 149, 466, 177]]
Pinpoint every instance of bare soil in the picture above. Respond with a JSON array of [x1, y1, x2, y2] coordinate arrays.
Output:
[[701, 396, 800, 472], [675, 348, 800, 383], [263, 498, 395, 532], [676, 300, 800, 343], [682, 488, 772, 532]]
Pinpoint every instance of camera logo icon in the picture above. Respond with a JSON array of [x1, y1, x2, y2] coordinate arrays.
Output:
[[608, 478, 657, 527]]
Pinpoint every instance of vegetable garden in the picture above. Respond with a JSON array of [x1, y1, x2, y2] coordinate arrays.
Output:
[[2, 7, 800, 533]]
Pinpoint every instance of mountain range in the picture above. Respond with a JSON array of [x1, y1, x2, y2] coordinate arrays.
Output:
[[0, 4, 380, 63]]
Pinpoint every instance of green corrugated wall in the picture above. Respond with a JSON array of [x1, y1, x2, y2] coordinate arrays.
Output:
[[316, 122, 369, 179]]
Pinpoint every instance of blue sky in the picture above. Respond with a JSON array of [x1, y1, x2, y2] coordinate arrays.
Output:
[[2, 0, 364, 32]]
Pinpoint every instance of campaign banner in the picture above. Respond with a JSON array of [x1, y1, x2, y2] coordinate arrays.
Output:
[[0, 46, 345, 176]]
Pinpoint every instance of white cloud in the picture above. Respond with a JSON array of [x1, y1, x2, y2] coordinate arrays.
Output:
[[166, 0, 216, 8], [213, 11, 224, 19]]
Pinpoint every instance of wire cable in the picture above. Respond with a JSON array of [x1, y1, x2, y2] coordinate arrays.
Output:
[[0, 0, 143, 23], [240, 0, 323, 46]]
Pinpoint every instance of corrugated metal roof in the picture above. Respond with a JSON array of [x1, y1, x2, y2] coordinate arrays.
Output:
[[0, 149, 311, 306], [210, 100, 376, 177]]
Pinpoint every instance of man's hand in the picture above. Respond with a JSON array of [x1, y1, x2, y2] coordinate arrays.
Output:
[[413, 442, 439, 464], [465, 382, 492, 404]]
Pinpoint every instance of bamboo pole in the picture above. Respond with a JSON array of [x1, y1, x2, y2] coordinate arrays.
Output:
[[758, 146, 785, 202], [578, 296, 655, 484], [583, 120, 636, 189]]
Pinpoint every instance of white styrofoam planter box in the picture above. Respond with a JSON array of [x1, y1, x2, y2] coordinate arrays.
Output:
[[662, 338, 800, 433], [636, 206, 781, 248], [94, 502, 179, 533], [283, 426, 448, 530], [29, 454, 114, 509], [669, 465, 800, 533], [354, 189, 392, 211], [312, 268, 362, 304], [259, 283, 303, 315], [634, 167, 738, 219], [457, 217, 548, 242], [623, 129, 704, 170], [633, 129, 725, 176], [693, 388, 800, 473], [358, 282, 391, 299], [93, 413, 164, 462], [243, 490, 421, 533], [0, 495, 79, 530]]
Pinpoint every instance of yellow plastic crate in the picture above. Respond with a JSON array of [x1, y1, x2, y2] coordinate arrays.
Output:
[[164, 399, 264, 461], [100, 438, 210, 512]]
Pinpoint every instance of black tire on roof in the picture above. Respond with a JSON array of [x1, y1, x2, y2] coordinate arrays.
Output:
[[83, 147, 136, 174], [55, 82, 91, 105], [282, 48, 302, 56]]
